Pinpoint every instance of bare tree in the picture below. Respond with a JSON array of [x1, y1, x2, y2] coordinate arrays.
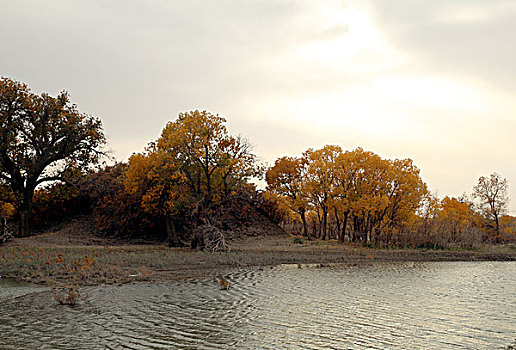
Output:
[[472, 173, 508, 238]]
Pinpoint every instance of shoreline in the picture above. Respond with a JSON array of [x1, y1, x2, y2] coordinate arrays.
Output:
[[1, 233, 515, 287]]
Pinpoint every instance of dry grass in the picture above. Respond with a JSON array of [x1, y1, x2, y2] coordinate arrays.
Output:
[[1, 232, 514, 287]]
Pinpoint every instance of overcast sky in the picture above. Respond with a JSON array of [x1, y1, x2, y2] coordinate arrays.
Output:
[[1, 0, 515, 214]]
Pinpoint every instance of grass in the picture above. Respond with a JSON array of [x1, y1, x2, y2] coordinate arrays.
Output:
[[0, 245, 174, 286], [1, 235, 514, 287], [293, 237, 304, 244]]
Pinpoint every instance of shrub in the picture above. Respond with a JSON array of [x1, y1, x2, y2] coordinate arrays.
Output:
[[293, 237, 304, 244], [53, 285, 81, 306]]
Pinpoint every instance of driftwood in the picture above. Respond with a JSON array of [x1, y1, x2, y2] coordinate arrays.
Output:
[[191, 224, 229, 252]]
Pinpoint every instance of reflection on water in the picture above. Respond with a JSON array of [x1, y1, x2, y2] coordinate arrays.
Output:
[[1, 262, 514, 349]]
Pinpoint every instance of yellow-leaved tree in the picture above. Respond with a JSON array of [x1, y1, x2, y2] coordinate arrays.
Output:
[[436, 196, 483, 247], [124, 110, 260, 246], [267, 145, 428, 246], [265, 156, 310, 236], [157, 110, 259, 209], [303, 145, 342, 240], [125, 144, 189, 246]]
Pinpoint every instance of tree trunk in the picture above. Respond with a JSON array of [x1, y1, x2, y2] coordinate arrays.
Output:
[[322, 208, 328, 240], [17, 186, 35, 237], [301, 210, 308, 237], [18, 209, 30, 237], [204, 163, 212, 207], [494, 212, 500, 238], [316, 210, 322, 239], [340, 212, 348, 243], [334, 208, 341, 240], [166, 216, 179, 247]]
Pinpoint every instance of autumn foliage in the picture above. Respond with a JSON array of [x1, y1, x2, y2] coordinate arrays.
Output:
[[0, 77, 513, 249], [266, 146, 428, 246], [266, 146, 515, 247], [121, 110, 265, 247]]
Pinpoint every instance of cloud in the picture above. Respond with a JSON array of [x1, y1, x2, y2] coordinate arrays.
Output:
[[370, 0, 516, 92], [0, 0, 514, 213]]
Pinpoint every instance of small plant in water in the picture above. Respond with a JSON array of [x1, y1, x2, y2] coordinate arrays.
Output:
[[53, 285, 81, 306], [217, 275, 230, 290]]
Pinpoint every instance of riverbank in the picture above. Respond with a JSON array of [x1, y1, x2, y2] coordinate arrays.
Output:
[[1, 223, 515, 287]]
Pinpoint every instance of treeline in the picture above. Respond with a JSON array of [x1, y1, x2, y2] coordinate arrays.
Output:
[[24, 125, 514, 249], [266, 149, 514, 247], [1, 107, 281, 249], [266, 147, 426, 246], [0, 77, 514, 248]]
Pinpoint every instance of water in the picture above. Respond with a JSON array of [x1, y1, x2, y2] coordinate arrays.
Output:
[[0, 278, 44, 299], [0, 262, 514, 349]]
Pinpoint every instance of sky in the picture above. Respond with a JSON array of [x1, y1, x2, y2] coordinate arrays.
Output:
[[1, 0, 515, 215]]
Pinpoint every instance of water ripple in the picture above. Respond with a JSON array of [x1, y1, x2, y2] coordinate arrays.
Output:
[[0, 261, 514, 349]]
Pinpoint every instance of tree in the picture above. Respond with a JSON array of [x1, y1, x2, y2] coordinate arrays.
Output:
[[156, 110, 259, 217], [0, 77, 105, 236], [381, 158, 427, 245], [124, 110, 260, 245], [472, 172, 508, 239], [336, 148, 391, 244], [499, 215, 516, 243], [125, 145, 190, 246], [265, 156, 309, 236], [303, 145, 341, 240], [267, 145, 428, 246], [435, 196, 482, 247]]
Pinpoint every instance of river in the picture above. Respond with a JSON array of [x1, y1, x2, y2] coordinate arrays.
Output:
[[1, 261, 514, 349]]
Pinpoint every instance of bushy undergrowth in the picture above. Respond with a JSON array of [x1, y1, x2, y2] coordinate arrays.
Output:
[[25, 163, 284, 248]]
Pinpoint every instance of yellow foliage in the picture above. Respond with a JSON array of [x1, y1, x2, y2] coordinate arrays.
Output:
[[436, 196, 482, 241], [267, 145, 428, 243], [0, 202, 15, 218], [124, 110, 259, 220]]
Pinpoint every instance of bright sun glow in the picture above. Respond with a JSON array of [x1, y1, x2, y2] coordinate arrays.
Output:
[[258, 4, 494, 142], [295, 6, 407, 74]]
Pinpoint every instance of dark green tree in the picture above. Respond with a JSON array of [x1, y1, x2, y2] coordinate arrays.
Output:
[[0, 77, 105, 236]]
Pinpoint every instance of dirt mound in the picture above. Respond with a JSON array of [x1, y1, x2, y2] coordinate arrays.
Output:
[[9, 216, 161, 247], [186, 190, 285, 250], [9, 216, 103, 247], [227, 212, 285, 237], [207, 193, 285, 239]]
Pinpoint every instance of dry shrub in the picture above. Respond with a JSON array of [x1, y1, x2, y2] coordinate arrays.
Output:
[[52, 285, 81, 306], [0, 217, 13, 244], [93, 190, 161, 239], [32, 183, 85, 230], [458, 226, 484, 248], [191, 224, 229, 252]]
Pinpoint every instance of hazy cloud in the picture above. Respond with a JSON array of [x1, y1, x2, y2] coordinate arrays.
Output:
[[1, 0, 514, 213]]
